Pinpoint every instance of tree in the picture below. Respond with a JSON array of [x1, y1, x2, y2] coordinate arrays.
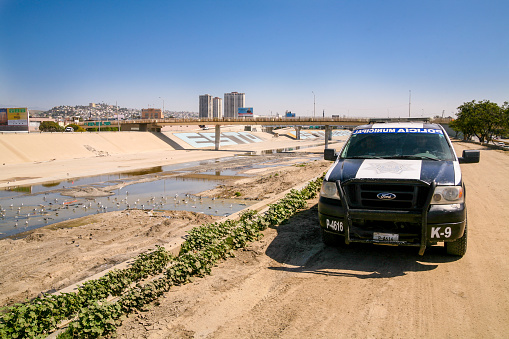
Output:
[[501, 102, 509, 138], [452, 100, 506, 143], [39, 121, 63, 132]]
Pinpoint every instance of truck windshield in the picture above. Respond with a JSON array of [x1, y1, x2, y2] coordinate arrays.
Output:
[[340, 131, 455, 161]]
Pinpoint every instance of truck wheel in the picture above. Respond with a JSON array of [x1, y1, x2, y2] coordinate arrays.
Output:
[[321, 228, 342, 246], [445, 223, 467, 256]]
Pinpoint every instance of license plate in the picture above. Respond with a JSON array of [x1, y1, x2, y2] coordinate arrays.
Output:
[[373, 232, 399, 242]]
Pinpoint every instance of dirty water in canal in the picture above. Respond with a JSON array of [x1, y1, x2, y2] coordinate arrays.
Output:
[[0, 152, 322, 239]]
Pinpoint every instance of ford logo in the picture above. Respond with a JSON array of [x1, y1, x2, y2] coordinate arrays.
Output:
[[377, 192, 397, 200]]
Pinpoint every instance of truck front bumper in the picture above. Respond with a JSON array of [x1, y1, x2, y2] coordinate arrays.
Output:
[[318, 196, 466, 254]]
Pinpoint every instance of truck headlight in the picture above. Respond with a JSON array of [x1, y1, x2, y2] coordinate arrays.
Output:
[[320, 181, 340, 200], [431, 186, 464, 204]]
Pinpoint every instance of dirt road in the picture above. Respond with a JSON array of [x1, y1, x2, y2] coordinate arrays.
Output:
[[116, 142, 509, 338]]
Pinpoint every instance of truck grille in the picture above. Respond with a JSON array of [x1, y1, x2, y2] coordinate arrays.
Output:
[[343, 182, 430, 210]]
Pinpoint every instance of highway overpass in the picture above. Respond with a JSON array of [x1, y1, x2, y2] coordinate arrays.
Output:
[[79, 117, 452, 150]]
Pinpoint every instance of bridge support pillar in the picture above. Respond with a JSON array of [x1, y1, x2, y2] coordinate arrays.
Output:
[[215, 125, 221, 150], [324, 125, 332, 148], [295, 126, 301, 140]]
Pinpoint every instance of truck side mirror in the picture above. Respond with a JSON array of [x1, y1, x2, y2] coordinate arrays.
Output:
[[324, 148, 337, 161], [458, 150, 480, 163]]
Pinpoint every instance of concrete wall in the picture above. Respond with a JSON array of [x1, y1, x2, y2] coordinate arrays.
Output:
[[0, 132, 176, 165]]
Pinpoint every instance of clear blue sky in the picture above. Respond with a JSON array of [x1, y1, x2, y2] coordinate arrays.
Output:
[[1, 0, 508, 117]]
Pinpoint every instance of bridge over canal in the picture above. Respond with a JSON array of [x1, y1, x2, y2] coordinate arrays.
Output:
[[79, 117, 451, 150]]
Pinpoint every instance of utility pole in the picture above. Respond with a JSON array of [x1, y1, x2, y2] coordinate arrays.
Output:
[[408, 90, 411, 117], [116, 101, 120, 132], [312, 91, 316, 118]]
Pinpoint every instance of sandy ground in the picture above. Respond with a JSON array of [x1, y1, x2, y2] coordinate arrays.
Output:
[[0, 210, 219, 306], [113, 141, 509, 339], [2, 132, 507, 338]]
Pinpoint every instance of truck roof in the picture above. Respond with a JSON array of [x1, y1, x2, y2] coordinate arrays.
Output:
[[354, 122, 443, 131]]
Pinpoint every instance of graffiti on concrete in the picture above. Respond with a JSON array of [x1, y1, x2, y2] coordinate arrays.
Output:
[[174, 132, 264, 148]]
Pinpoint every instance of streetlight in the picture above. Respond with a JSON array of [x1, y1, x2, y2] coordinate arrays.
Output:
[[312, 91, 316, 118]]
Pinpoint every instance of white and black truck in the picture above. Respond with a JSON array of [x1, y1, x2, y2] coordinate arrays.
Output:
[[318, 122, 480, 256]]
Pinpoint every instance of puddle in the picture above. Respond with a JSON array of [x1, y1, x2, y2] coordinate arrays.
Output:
[[176, 173, 247, 181], [0, 168, 166, 198]]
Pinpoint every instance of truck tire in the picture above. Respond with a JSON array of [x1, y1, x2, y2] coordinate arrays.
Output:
[[321, 228, 342, 246], [445, 223, 467, 256]]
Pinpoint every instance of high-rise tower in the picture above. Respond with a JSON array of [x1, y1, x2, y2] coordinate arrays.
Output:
[[224, 92, 245, 118], [213, 97, 222, 118], [199, 94, 213, 118]]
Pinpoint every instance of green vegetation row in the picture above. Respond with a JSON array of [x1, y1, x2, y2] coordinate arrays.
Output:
[[0, 176, 323, 338], [38, 122, 118, 132]]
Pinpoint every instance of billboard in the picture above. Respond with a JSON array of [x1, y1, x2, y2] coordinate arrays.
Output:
[[0, 108, 29, 132], [86, 121, 112, 126], [238, 107, 253, 117], [285, 112, 296, 118], [0, 109, 7, 126]]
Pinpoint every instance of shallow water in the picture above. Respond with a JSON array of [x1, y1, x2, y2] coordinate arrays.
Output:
[[0, 138, 344, 239], [0, 159, 253, 239]]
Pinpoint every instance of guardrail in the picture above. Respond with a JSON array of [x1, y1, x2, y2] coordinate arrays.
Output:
[[78, 117, 373, 126]]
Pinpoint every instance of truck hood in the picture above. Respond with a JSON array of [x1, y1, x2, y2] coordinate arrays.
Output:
[[325, 159, 460, 186]]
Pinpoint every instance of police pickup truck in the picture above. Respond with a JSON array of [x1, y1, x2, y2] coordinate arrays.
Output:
[[318, 122, 480, 256]]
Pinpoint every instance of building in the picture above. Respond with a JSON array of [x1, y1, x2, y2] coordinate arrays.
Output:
[[141, 108, 163, 119], [28, 117, 55, 132], [224, 92, 245, 118], [213, 97, 222, 118], [199, 94, 213, 118]]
